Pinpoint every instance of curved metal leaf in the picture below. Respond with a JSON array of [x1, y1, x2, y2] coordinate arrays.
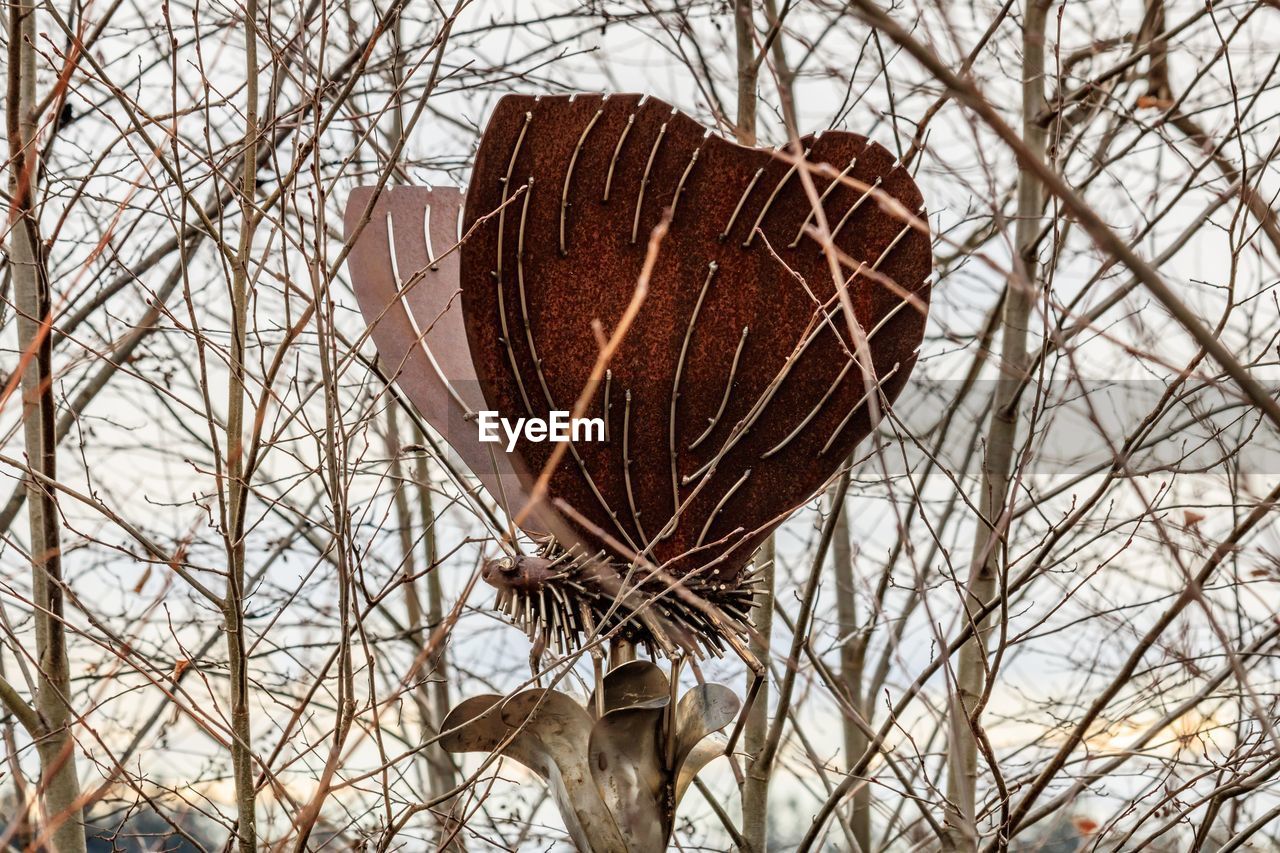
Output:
[[588, 659, 670, 718], [673, 682, 739, 770], [588, 704, 670, 853], [439, 695, 521, 758], [441, 690, 626, 851], [440, 682, 738, 848], [674, 735, 728, 806]]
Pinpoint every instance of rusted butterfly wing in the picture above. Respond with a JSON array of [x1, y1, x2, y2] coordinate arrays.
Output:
[[461, 94, 930, 592]]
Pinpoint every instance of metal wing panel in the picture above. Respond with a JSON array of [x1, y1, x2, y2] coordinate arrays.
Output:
[[344, 185, 546, 535], [461, 93, 931, 588]]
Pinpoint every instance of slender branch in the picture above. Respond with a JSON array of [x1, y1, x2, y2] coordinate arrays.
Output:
[[0, 674, 39, 738]]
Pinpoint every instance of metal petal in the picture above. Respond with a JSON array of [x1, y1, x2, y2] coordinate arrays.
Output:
[[674, 735, 728, 806], [588, 659, 670, 718], [589, 704, 671, 853], [441, 691, 627, 851], [440, 695, 531, 762], [673, 682, 740, 770]]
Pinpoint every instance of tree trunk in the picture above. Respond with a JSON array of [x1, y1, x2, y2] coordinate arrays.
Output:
[[943, 2, 1050, 848], [414, 445, 458, 797], [742, 536, 774, 853], [7, 2, 87, 850], [386, 413, 460, 843], [224, 0, 261, 846], [832, 503, 870, 851], [733, 5, 772, 851], [734, 0, 758, 148]]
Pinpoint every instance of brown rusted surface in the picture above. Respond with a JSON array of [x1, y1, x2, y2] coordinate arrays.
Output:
[[344, 185, 547, 535], [461, 93, 932, 592], [481, 553, 560, 593]]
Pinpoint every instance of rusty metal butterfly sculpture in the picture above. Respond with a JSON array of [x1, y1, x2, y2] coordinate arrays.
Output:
[[346, 93, 930, 850]]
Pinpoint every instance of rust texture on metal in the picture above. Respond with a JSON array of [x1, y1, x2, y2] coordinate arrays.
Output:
[[461, 93, 932, 593]]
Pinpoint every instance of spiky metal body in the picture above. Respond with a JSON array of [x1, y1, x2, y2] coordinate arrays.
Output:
[[483, 548, 762, 660]]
